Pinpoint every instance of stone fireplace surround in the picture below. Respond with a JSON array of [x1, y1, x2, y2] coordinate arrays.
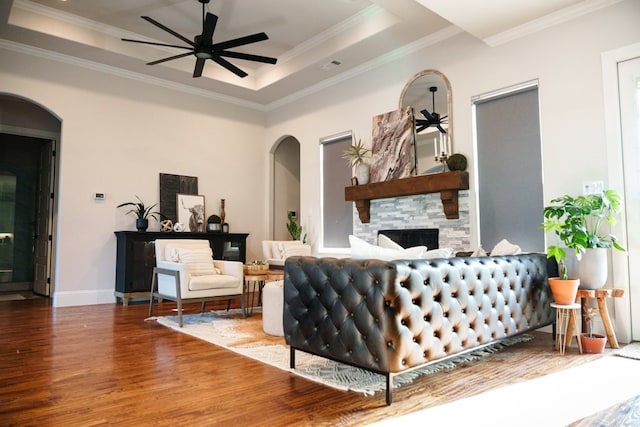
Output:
[[352, 191, 471, 252]]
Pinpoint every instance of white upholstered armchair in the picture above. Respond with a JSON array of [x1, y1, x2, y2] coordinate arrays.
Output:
[[261, 240, 311, 269], [149, 239, 244, 327]]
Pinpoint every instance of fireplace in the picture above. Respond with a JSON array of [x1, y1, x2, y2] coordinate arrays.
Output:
[[377, 228, 439, 250]]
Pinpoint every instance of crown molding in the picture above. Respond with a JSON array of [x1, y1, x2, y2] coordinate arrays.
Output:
[[484, 0, 623, 47], [266, 25, 463, 111], [0, 39, 267, 111]]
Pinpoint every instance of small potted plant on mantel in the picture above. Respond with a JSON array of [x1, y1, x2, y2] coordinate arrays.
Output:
[[342, 138, 371, 185], [581, 306, 607, 353], [117, 196, 162, 232], [542, 189, 625, 299]]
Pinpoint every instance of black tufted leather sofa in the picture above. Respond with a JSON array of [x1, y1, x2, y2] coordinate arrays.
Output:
[[283, 253, 554, 405]]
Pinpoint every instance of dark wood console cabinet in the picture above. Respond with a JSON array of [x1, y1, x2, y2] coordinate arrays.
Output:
[[114, 231, 249, 305]]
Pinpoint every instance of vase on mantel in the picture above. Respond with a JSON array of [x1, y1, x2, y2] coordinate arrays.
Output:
[[355, 163, 370, 185]]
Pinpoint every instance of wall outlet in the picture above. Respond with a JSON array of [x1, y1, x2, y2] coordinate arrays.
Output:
[[583, 181, 604, 195]]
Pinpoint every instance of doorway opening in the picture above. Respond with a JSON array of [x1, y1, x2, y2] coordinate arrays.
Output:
[[0, 94, 60, 298]]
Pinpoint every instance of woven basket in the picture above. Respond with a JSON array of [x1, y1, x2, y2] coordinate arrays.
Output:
[[243, 263, 269, 275]]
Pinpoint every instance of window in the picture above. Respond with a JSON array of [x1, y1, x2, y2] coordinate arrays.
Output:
[[473, 82, 544, 252], [320, 131, 353, 250]]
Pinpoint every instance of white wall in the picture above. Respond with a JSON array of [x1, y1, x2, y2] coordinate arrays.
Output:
[[265, 0, 640, 256], [0, 49, 268, 306]]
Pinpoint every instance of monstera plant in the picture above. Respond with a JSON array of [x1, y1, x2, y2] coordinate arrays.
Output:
[[542, 188, 625, 295]]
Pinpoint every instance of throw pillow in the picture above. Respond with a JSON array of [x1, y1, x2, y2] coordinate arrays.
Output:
[[277, 240, 303, 258], [490, 239, 522, 256], [377, 234, 405, 251], [176, 247, 216, 276], [471, 246, 488, 257], [349, 235, 427, 261], [165, 244, 180, 262], [421, 248, 455, 259], [283, 244, 311, 258]]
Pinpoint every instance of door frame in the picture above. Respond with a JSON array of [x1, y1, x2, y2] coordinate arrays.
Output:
[[602, 42, 640, 343], [0, 123, 60, 299]]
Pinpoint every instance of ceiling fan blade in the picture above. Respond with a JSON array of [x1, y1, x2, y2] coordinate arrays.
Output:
[[201, 12, 218, 45], [416, 124, 429, 133], [437, 125, 447, 133], [141, 16, 195, 47], [193, 58, 206, 78], [121, 38, 192, 50], [420, 109, 437, 122], [217, 51, 277, 64], [213, 32, 269, 51], [147, 52, 193, 66], [210, 56, 248, 78]]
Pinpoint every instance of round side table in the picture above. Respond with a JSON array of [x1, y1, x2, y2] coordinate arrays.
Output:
[[551, 302, 583, 355]]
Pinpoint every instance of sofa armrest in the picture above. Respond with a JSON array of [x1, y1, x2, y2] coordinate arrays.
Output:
[[214, 260, 243, 280]]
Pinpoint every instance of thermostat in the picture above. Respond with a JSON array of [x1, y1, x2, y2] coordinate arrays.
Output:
[[94, 192, 105, 200]]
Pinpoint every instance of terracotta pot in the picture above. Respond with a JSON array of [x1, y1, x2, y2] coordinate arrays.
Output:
[[548, 277, 580, 305], [580, 333, 607, 354]]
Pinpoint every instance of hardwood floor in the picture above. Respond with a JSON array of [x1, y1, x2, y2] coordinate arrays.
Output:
[[0, 297, 614, 426]]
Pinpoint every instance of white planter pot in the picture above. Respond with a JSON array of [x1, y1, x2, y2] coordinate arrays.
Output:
[[565, 247, 608, 290], [355, 163, 370, 185]]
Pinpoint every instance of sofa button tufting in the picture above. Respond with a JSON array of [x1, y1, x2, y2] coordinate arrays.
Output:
[[387, 341, 393, 347]]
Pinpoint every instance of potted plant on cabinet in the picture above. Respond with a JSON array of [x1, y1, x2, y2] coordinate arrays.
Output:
[[117, 196, 162, 232], [542, 188, 625, 291], [580, 306, 607, 353], [342, 138, 371, 185]]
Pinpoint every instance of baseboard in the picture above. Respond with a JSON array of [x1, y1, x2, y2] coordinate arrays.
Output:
[[53, 289, 116, 307]]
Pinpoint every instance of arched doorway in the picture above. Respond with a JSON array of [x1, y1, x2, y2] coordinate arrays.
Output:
[[0, 94, 61, 298], [271, 136, 301, 241]]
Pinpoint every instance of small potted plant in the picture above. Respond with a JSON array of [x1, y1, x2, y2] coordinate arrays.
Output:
[[580, 306, 607, 353], [542, 188, 625, 296], [342, 138, 371, 185], [117, 195, 161, 232], [286, 211, 306, 243]]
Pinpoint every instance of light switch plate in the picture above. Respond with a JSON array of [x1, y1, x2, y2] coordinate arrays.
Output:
[[583, 181, 604, 195]]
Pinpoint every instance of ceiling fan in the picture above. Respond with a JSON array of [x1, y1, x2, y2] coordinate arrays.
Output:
[[416, 86, 448, 134], [121, 0, 277, 78]]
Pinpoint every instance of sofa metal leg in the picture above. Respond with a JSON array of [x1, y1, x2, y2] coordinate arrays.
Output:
[[290, 346, 296, 369], [386, 374, 392, 406]]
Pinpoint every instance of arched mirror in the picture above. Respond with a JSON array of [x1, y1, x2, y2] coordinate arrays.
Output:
[[399, 70, 452, 174]]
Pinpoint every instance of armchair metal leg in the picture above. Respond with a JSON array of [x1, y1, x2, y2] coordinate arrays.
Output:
[[175, 272, 183, 327], [149, 268, 158, 318]]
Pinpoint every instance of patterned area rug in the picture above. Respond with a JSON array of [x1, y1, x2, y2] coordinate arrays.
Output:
[[151, 310, 533, 396]]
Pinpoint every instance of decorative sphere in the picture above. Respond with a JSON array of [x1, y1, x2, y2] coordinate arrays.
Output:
[[173, 222, 185, 232], [160, 219, 173, 232], [446, 153, 467, 171]]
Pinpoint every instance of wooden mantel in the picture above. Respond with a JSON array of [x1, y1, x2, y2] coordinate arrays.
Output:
[[344, 171, 469, 223]]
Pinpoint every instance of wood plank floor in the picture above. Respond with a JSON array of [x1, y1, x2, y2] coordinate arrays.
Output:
[[0, 297, 615, 426]]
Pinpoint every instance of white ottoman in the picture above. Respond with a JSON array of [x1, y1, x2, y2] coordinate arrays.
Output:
[[262, 280, 284, 336]]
